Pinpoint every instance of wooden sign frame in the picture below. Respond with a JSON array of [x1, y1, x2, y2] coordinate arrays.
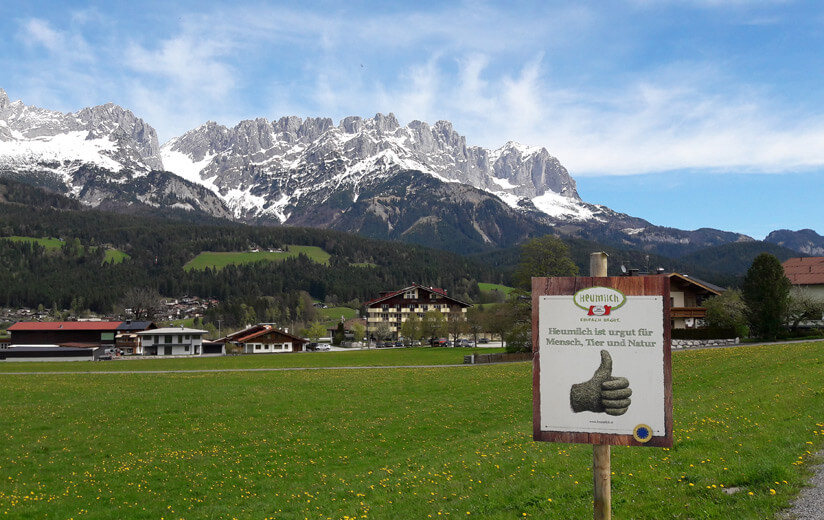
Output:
[[532, 276, 673, 447]]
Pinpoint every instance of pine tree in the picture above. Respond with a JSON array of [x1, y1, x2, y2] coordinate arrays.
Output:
[[742, 253, 791, 339]]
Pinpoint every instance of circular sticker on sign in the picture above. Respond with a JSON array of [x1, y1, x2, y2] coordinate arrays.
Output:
[[633, 424, 652, 443]]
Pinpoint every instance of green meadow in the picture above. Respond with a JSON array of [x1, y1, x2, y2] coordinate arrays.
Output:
[[317, 306, 359, 327], [477, 282, 516, 296], [3, 236, 130, 265], [2, 236, 65, 250], [1, 343, 823, 519], [0, 347, 495, 374], [184, 246, 331, 272]]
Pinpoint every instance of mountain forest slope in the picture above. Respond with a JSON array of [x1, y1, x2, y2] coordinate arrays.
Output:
[[0, 179, 803, 316]]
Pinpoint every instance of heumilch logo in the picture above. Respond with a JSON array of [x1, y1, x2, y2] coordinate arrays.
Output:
[[573, 287, 626, 316]]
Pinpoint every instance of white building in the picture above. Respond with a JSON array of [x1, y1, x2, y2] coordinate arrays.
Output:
[[136, 327, 208, 356]]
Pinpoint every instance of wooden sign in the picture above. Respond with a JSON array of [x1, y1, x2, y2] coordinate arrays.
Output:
[[532, 276, 673, 447]]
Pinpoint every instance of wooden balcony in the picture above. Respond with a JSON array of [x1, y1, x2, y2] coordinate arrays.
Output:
[[671, 307, 707, 319]]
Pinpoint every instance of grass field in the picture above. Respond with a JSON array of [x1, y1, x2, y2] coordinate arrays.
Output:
[[102, 248, 130, 264], [316, 306, 359, 327], [0, 347, 497, 374], [184, 246, 331, 272], [3, 236, 130, 265], [2, 236, 64, 250], [1, 342, 823, 519], [478, 283, 516, 296]]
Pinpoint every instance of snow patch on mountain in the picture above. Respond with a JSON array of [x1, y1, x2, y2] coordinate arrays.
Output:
[[622, 227, 646, 235], [490, 176, 520, 190], [532, 191, 596, 220], [161, 145, 215, 186], [0, 131, 124, 173]]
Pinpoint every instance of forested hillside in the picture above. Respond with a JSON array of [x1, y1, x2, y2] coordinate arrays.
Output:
[[0, 178, 792, 318], [0, 179, 504, 314]]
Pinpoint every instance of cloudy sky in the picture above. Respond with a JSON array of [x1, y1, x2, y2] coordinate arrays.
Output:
[[2, 0, 822, 239]]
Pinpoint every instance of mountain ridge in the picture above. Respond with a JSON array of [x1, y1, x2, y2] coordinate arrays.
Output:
[[2, 88, 815, 257]]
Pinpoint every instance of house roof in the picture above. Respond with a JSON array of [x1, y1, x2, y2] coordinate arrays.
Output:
[[8, 321, 124, 331], [116, 321, 157, 331], [664, 273, 725, 295], [218, 324, 307, 344], [783, 257, 824, 286], [137, 327, 208, 335], [365, 283, 470, 307]]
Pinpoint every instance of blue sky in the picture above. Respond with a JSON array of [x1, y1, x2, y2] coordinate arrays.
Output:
[[1, 0, 823, 240]]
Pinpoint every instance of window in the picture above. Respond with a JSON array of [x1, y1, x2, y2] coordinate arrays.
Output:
[[255, 344, 261, 350], [404, 290, 415, 299], [381, 304, 389, 310], [178, 335, 183, 343], [101, 332, 115, 341], [165, 335, 172, 344], [184, 345, 190, 352]]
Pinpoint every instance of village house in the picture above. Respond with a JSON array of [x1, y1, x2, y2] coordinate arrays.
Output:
[[136, 327, 209, 356], [663, 273, 724, 329], [365, 283, 471, 340], [782, 257, 824, 300], [217, 324, 308, 354], [115, 321, 158, 355]]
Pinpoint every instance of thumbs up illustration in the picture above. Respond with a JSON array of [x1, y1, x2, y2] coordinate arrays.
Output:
[[570, 350, 632, 416]]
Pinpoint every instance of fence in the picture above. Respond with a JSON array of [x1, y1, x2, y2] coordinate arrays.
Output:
[[464, 352, 533, 364]]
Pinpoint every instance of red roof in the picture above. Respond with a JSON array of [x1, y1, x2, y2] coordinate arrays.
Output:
[[8, 321, 124, 331], [783, 257, 824, 285]]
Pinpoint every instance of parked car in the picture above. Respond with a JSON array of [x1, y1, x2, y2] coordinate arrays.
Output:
[[394, 341, 403, 347], [376, 341, 387, 348], [411, 340, 422, 346], [478, 338, 489, 344], [315, 344, 331, 351], [431, 338, 448, 347], [306, 342, 318, 351]]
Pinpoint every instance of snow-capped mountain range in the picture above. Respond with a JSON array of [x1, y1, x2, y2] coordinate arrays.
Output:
[[0, 88, 764, 255]]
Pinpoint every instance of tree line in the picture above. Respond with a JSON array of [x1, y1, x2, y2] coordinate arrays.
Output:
[[0, 179, 502, 314]]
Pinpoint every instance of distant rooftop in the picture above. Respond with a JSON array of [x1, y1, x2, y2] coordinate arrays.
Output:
[[783, 257, 824, 285]]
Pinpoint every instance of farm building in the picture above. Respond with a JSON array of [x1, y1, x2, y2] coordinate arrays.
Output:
[[0, 345, 97, 362], [218, 324, 308, 354], [8, 321, 124, 348]]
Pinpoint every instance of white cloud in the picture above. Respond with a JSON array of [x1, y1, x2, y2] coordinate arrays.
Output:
[[18, 18, 94, 63], [22, 18, 63, 51], [125, 35, 236, 99]]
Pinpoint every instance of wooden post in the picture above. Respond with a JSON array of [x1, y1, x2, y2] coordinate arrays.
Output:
[[593, 444, 611, 520], [589, 252, 610, 520]]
